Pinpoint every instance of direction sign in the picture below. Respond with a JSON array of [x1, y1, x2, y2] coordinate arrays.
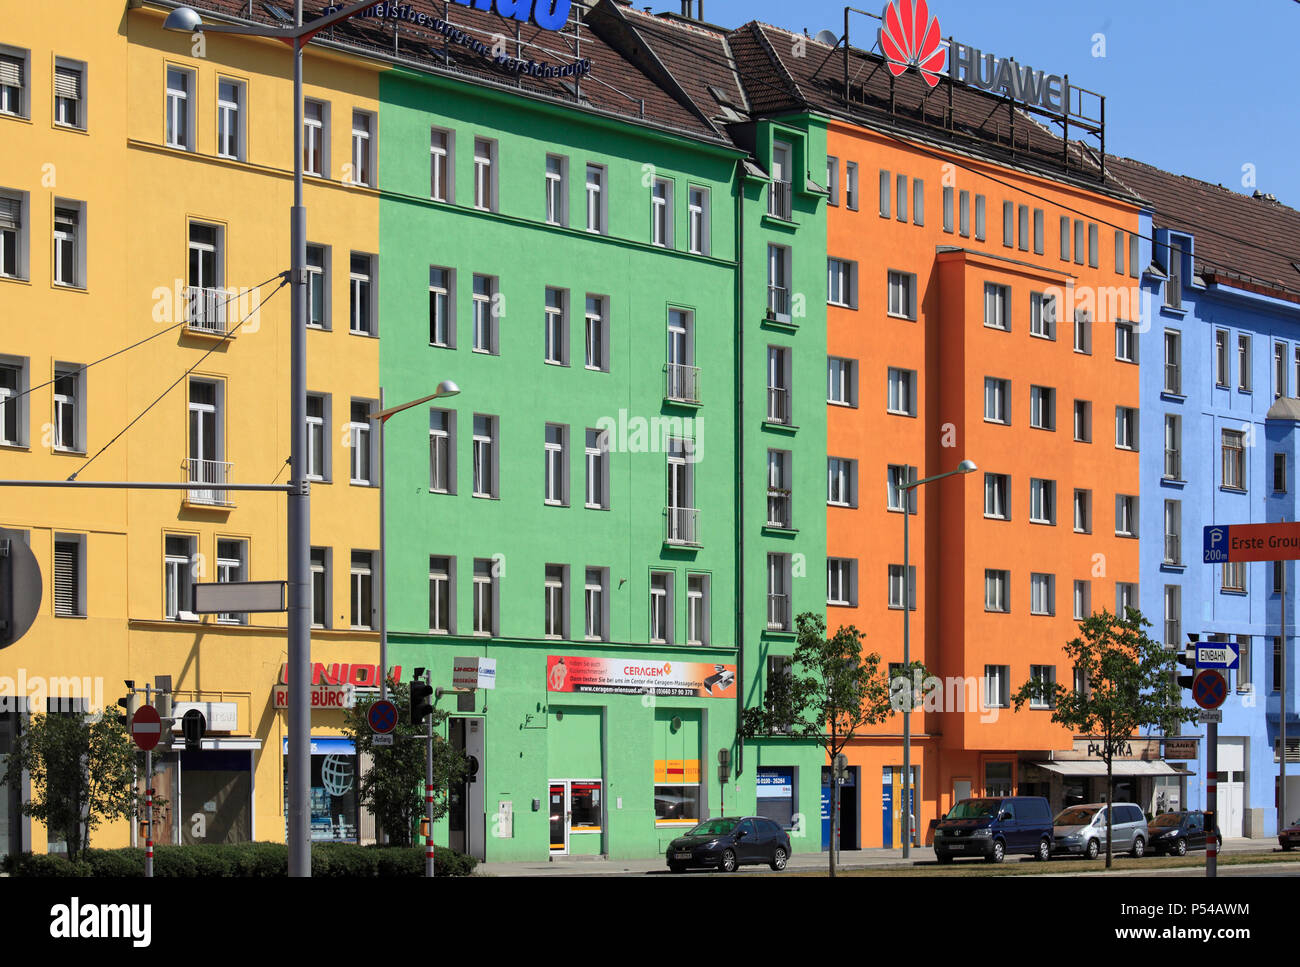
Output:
[[1193, 669, 1228, 710], [1198, 708, 1223, 724], [1203, 522, 1300, 563], [1196, 643, 1240, 670], [131, 704, 162, 751], [368, 699, 398, 735]]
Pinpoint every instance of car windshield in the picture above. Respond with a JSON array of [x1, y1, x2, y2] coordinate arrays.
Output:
[[1150, 813, 1183, 827], [945, 799, 999, 819], [688, 819, 738, 836], [1054, 807, 1099, 826]]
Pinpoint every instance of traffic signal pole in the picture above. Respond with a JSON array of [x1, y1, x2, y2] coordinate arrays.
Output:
[[1207, 720, 1217, 878], [427, 695, 435, 879]]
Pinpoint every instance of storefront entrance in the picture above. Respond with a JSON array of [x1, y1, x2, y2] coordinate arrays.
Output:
[[448, 717, 486, 859], [881, 765, 919, 848], [548, 779, 602, 855], [821, 766, 858, 851]]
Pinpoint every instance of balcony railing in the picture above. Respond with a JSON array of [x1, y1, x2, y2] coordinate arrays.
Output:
[[1164, 448, 1181, 480], [187, 458, 233, 507], [665, 505, 700, 546], [1164, 534, 1181, 566], [767, 181, 792, 220], [767, 284, 790, 319], [665, 363, 700, 404], [767, 387, 790, 425], [767, 489, 791, 529], [186, 285, 227, 335], [767, 592, 790, 631]]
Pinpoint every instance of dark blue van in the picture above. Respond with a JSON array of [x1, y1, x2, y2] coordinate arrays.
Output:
[[933, 796, 1054, 863]]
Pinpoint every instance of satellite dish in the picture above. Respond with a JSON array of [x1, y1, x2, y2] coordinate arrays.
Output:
[[815, 29, 839, 47]]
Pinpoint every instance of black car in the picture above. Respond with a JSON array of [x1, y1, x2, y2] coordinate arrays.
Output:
[[1147, 811, 1221, 856], [666, 816, 791, 873]]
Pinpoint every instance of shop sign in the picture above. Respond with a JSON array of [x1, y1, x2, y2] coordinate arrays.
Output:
[[1162, 739, 1198, 760], [756, 767, 793, 798], [273, 684, 355, 709], [172, 701, 237, 732], [277, 662, 401, 688], [546, 655, 736, 698], [453, 656, 497, 690]]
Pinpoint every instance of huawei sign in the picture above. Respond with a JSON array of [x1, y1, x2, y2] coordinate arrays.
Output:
[[879, 0, 946, 89]]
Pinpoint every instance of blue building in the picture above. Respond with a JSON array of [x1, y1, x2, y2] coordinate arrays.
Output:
[[1116, 156, 1300, 838]]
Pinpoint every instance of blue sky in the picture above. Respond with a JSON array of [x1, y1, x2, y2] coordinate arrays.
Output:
[[699, 0, 1300, 208]]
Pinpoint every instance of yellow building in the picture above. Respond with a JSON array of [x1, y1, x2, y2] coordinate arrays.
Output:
[[1, 1, 386, 855]]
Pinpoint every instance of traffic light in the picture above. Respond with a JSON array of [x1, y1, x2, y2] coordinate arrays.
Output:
[[410, 671, 434, 725], [116, 684, 140, 729], [1177, 634, 1199, 691], [156, 689, 174, 753]]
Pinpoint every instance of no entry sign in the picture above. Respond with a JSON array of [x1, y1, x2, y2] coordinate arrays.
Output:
[[131, 704, 162, 751]]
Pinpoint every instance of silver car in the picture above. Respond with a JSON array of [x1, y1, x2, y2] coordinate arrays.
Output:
[[1053, 803, 1149, 859]]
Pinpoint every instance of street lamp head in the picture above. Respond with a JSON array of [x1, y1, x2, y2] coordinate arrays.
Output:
[[957, 459, 978, 474], [434, 380, 461, 398], [162, 6, 204, 32]]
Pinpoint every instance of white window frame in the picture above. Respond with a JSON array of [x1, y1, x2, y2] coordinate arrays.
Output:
[[1164, 329, 1182, 395], [472, 413, 499, 499], [216, 76, 245, 161], [1030, 573, 1055, 616], [984, 377, 1010, 425], [887, 270, 916, 320], [544, 286, 568, 365], [585, 163, 607, 234], [429, 555, 454, 634], [0, 354, 30, 446], [472, 274, 498, 354], [1115, 406, 1139, 451], [827, 257, 856, 308], [1074, 399, 1092, 443], [984, 282, 1010, 331], [53, 201, 85, 289], [827, 356, 856, 407], [429, 408, 456, 495], [165, 65, 194, 150], [430, 127, 454, 202], [1029, 665, 1056, 708], [351, 109, 375, 187], [687, 186, 709, 255], [1030, 292, 1056, 340], [1164, 499, 1182, 566], [585, 567, 609, 642], [0, 47, 30, 119], [429, 265, 453, 347], [473, 137, 497, 212], [473, 558, 498, 636], [215, 537, 249, 625], [349, 252, 375, 336], [984, 570, 1010, 613], [651, 177, 673, 247], [826, 156, 839, 206], [1029, 478, 1055, 525], [1074, 310, 1092, 355], [53, 58, 86, 131], [303, 98, 328, 177], [164, 534, 198, 621], [305, 391, 330, 482], [1073, 488, 1091, 534], [0, 188, 28, 280], [584, 294, 608, 372], [827, 457, 856, 508], [310, 547, 331, 629], [545, 154, 568, 227], [544, 564, 569, 640], [585, 427, 609, 510], [1239, 334, 1252, 392], [650, 571, 674, 644], [887, 367, 917, 417], [1029, 385, 1055, 431], [1073, 580, 1091, 620], [1115, 495, 1138, 537], [306, 243, 330, 330], [983, 473, 1009, 520], [1115, 321, 1136, 363], [349, 398, 376, 486], [51, 362, 84, 453], [888, 564, 916, 611], [827, 558, 856, 607], [544, 423, 569, 507]]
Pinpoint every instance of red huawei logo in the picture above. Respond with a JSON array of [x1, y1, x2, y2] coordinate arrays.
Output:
[[879, 0, 946, 89]]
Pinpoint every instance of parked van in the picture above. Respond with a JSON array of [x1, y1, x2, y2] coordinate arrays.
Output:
[[1053, 802, 1149, 858], [933, 796, 1054, 863]]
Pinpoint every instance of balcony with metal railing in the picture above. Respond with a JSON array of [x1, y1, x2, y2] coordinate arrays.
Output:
[[1164, 534, 1181, 566], [186, 285, 228, 335], [767, 181, 792, 220], [766, 387, 791, 425], [767, 593, 790, 631], [665, 363, 700, 404], [186, 458, 234, 507], [766, 490, 791, 529], [1164, 448, 1181, 480], [665, 506, 700, 546], [767, 284, 790, 320]]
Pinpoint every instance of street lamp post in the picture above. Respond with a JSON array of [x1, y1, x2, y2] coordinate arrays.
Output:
[[164, 0, 381, 877], [899, 458, 976, 859]]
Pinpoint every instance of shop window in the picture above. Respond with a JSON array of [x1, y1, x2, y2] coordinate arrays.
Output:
[[568, 780, 602, 833], [282, 739, 358, 843]]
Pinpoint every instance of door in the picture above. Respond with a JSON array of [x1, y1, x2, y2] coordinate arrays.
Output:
[[449, 717, 486, 859], [1217, 738, 1246, 838], [883, 766, 917, 847], [188, 381, 219, 503], [549, 782, 568, 854], [734, 817, 760, 863]]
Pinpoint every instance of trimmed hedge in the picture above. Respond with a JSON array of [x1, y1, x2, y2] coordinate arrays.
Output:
[[3, 842, 476, 877]]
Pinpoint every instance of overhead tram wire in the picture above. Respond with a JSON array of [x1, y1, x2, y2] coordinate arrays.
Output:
[[67, 276, 289, 481]]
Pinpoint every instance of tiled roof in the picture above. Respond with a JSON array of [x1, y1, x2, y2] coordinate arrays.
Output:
[[1106, 156, 1300, 304]]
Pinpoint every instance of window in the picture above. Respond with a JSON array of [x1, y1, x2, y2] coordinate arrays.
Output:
[[1115, 495, 1138, 537], [544, 565, 568, 639], [0, 355, 28, 446], [186, 221, 223, 331], [1275, 452, 1288, 494], [984, 377, 1010, 425], [303, 98, 327, 176], [887, 271, 916, 319], [650, 571, 673, 643], [1029, 665, 1056, 708], [473, 559, 497, 635], [429, 556, 453, 634], [1236, 634, 1252, 693], [54, 60, 85, 130], [51, 364, 83, 452], [473, 137, 496, 211], [1029, 478, 1055, 525], [666, 437, 696, 544], [584, 567, 608, 641], [888, 564, 916, 611], [429, 408, 455, 495], [544, 287, 567, 365], [826, 156, 839, 205], [769, 142, 792, 219], [0, 189, 25, 279], [959, 190, 970, 237], [215, 538, 249, 624], [847, 162, 860, 211], [164, 534, 197, 620], [1275, 561, 1285, 594], [827, 558, 856, 606], [1033, 209, 1045, 255], [53, 534, 85, 618], [544, 423, 569, 506], [1, 48, 27, 117], [665, 308, 696, 402], [585, 164, 606, 233], [584, 295, 608, 371], [53, 204, 82, 287], [877, 169, 891, 219], [827, 357, 856, 406], [1087, 223, 1099, 267], [767, 449, 792, 527], [1163, 586, 1181, 649], [1115, 229, 1126, 274], [768, 245, 792, 320], [1166, 239, 1183, 308], [1238, 335, 1252, 391], [985, 570, 1009, 612], [1059, 216, 1071, 261], [827, 258, 855, 307], [310, 548, 330, 628], [1073, 580, 1091, 620], [942, 186, 953, 233], [1030, 292, 1056, 339], [1164, 499, 1181, 565], [429, 266, 453, 346], [687, 574, 710, 645], [1017, 205, 1029, 251], [887, 464, 918, 514], [1074, 220, 1085, 266], [1275, 638, 1283, 693], [1029, 385, 1055, 430], [216, 77, 244, 158], [649, 177, 673, 247], [1002, 201, 1013, 248], [545, 154, 567, 226], [585, 428, 609, 509], [974, 194, 986, 240], [1115, 406, 1138, 451], [984, 473, 1009, 519], [1222, 429, 1245, 490], [349, 400, 374, 485], [827, 457, 856, 507], [1162, 414, 1181, 479], [984, 665, 1010, 708], [887, 367, 916, 417], [1030, 574, 1055, 616], [306, 393, 329, 481], [911, 177, 923, 225], [472, 274, 497, 353], [1215, 330, 1229, 387], [349, 253, 374, 335], [430, 128, 453, 201], [1116, 582, 1138, 615], [1073, 310, 1092, 354], [307, 244, 329, 330], [687, 187, 709, 254], [1164, 330, 1182, 394], [1115, 321, 1136, 363], [767, 554, 791, 630], [984, 283, 1009, 330], [1074, 400, 1092, 443], [895, 174, 908, 223], [472, 414, 498, 498], [165, 66, 193, 150], [1073, 488, 1091, 534], [1277, 342, 1289, 400], [766, 346, 791, 424], [351, 110, 375, 186], [1295, 346, 1300, 403]]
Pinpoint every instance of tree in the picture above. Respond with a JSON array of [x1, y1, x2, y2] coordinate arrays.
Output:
[[741, 613, 922, 877], [1, 708, 141, 862], [342, 678, 468, 849], [1012, 607, 1198, 868]]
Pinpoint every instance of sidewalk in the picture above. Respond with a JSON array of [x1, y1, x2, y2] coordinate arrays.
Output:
[[474, 839, 1280, 876]]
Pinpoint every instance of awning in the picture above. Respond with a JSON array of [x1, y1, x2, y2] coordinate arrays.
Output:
[[1032, 760, 1180, 777]]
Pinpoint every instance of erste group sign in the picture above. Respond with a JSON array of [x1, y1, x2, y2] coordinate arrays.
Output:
[[1203, 522, 1300, 563]]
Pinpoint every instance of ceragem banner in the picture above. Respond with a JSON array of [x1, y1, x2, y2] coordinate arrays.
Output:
[[546, 656, 737, 699]]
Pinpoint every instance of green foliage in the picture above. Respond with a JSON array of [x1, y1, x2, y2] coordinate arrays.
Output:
[[342, 677, 468, 847], [82, 847, 145, 877], [0, 709, 143, 862]]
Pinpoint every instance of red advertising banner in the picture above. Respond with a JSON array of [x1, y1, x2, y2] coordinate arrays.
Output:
[[546, 656, 737, 698]]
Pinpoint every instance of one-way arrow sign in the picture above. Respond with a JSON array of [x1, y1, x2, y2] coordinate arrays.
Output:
[[1196, 642, 1240, 670]]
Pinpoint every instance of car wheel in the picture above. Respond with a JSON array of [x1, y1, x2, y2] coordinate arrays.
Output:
[[720, 848, 738, 873], [1174, 838, 1187, 857], [1131, 836, 1145, 859], [668, 862, 686, 874], [770, 846, 788, 872], [1085, 839, 1099, 860], [1035, 837, 1051, 861], [985, 839, 1005, 863]]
